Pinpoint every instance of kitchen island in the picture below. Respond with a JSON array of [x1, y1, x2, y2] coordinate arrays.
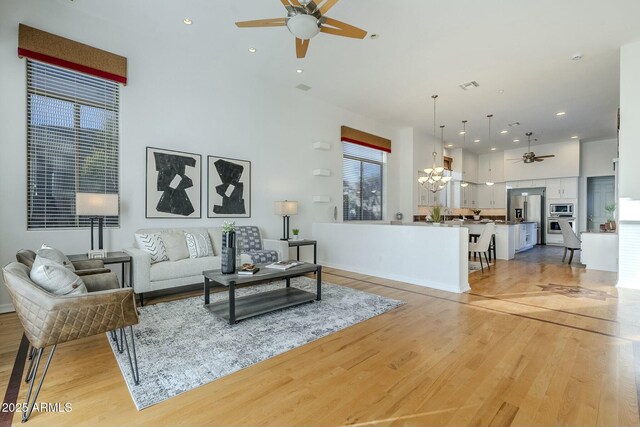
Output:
[[312, 222, 470, 293], [449, 220, 537, 260]]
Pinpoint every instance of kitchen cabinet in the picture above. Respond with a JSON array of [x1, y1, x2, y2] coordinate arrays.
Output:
[[508, 179, 546, 189], [478, 152, 504, 184], [461, 183, 478, 208], [477, 183, 506, 208], [514, 222, 537, 252], [462, 152, 478, 183], [546, 178, 578, 199]]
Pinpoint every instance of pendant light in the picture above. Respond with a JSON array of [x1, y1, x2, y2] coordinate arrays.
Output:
[[460, 120, 469, 188], [485, 114, 495, 186], [417, 95, 451, 193]]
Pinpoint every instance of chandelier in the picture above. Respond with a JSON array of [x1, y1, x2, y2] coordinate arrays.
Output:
[[418, 95, 451, 193]]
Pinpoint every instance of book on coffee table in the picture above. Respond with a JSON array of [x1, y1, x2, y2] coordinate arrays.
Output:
[[238, 267, 260, 275], [265, 260, 302, 270]]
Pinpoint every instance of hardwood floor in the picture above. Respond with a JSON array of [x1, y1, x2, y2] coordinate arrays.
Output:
[[1, 255, 638, 426]]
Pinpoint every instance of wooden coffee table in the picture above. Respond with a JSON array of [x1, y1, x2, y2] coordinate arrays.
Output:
[[202, 263, 322, 325]]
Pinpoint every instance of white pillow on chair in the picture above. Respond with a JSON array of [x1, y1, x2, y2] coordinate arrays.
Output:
[[30, 255, 87, 295]]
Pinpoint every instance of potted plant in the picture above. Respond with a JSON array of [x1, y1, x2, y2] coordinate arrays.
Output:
[[472, 209, 481, 221], [604, 203, 616, 232], [292, 229, 300, 240], [221, 221, 236, 274], [430, 204, 442, 226]]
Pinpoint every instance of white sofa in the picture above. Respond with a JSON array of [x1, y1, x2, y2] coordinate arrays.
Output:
[[124, 227, 288, 304]]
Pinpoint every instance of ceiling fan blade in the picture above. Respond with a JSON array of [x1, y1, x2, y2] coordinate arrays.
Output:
[[535, 154, 555, 158], [534, 158, 545, 162], [296, 38, 310, 58], [317, 0, 340, 15], [289, 0, 301, 6], [236, 18, 287, 28], [320, 17, 367, 39]]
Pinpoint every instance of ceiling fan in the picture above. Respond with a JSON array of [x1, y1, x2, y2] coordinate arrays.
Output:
[[235, 0, 367, 58], [511, 132, 556, 163]]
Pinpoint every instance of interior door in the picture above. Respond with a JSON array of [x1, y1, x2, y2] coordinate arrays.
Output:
[[587, 176, 615, 231]]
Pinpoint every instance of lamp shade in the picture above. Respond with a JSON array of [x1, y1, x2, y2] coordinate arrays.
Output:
[[274, 200, 298, 216], [76, 193, 119, 216]]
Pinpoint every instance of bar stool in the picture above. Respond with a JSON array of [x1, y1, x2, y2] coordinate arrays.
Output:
[[469, 233, 496, 261]]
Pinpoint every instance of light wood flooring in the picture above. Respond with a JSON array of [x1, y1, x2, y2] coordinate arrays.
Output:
[[1, 250, 639, 426]]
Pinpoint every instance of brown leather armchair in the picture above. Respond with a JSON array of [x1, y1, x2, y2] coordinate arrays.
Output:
[[2, 261, 140, 422]]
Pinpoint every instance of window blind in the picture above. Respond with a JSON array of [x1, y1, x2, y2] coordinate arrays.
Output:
[[343, 142, 384, 221], [27, 60, 120, 229]]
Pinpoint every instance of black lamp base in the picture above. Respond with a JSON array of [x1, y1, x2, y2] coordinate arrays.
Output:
[[280, 215, 290, 241]]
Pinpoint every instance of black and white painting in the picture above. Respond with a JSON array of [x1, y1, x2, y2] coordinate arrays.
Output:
[[146, 147, 201, 218], [207, 156, 251, 218]]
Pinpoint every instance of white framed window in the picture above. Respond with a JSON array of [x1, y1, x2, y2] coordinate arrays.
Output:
[[342, 142, 385, 221], [26, 60, 120, 229]]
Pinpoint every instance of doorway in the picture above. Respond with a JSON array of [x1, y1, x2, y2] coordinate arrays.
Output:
[[587, 176, 615, 232]]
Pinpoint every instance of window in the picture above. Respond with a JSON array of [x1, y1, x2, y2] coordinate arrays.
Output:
[[27, 60, 119, 229], [343, 142, 385, 221]]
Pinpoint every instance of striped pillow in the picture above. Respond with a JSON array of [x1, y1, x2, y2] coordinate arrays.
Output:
[[185, 232, 213, 259], [135, 233, 169, 264]]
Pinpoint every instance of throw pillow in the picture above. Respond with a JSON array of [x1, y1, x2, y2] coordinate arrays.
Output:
[[135, 233, 169, 264], [38, 244, 75, 271], [160, 231, 189, 262], [185, 232, 213, 259], [30, 255, 87, 295]]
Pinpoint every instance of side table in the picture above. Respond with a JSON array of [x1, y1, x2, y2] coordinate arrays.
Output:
[[68, 251, 132, 288], [288, 239, 317, 264]]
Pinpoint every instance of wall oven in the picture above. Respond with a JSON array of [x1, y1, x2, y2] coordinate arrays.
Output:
[[549, 203, 574, 216], [547, 216, 576, 234]]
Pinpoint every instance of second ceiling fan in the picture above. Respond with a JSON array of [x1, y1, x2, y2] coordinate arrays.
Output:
[[235, 0, 367, 58], [511, 132, 556, 163]]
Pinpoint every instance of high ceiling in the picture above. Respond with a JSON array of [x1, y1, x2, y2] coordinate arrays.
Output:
[[58, 0, 640, 153]]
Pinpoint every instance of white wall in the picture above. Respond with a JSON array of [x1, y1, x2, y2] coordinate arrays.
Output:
[[0, 1, 412, 311], [503, 140, 580, 182], [618, 41, 640, 289], [578, 139, 617, 232]]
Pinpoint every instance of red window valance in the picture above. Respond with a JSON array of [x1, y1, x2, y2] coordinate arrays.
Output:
[[341, 126, 391, 153], [18, 24, 127, 85]]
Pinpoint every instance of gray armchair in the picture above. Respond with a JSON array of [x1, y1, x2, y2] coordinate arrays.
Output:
[[2, 261, 140, 422], [16, 249, 111, 277]]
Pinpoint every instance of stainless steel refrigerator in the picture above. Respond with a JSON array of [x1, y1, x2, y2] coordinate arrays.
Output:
[[509, 194, 544, 244]]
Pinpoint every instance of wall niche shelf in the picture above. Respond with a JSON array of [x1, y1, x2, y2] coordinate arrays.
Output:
[[312, 141, 331, 151], [312, 195, 331, 203], [312, 169, 331, 177]]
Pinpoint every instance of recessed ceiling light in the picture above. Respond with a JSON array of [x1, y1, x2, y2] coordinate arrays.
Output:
[[571, 53, 583, 61], [491, 147, 497, 151], [474, 139, 480, 143], [571, 135, 579, 139], [248, 47, 257, 53], [500, 130, 508, 134], [498, 89, 505, 94], [556, 111, 566, 116], [513, 139, 520, 142], [508, 121, 520, 127], [183, 18, 193, 25], [459, 131, 466, 135], [446, 144, 453, 148], [369, 34, 380, 39], [296, 69, 303, 73]]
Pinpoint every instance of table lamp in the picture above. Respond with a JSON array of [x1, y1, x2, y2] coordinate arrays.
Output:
[[274, 200, 298, 240], [76, 193, 119, 256]]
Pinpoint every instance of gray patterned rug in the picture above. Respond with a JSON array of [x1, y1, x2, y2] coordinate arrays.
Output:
[[109, 276, 404, 410]]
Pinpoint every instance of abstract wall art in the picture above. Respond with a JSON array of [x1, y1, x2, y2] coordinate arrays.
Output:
[[146, 147, 201, 218], [207, 156, 251, 218]]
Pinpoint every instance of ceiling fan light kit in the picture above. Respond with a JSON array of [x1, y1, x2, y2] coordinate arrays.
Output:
[[235, 0, 367, 58]]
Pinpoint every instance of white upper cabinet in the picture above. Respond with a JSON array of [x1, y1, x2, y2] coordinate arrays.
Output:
[[462, 151, 478, 183], [478, 153, 504, 183], [546, 178, 578, 199], [477, 183, 506, 208]]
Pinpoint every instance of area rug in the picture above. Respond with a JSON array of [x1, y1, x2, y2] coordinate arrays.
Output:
[[469, 261, 482, 272], [109, 276, 404, 410]]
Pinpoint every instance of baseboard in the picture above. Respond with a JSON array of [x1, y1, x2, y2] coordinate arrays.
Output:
[[319, 259, 470, 294], [0, 303, 15, 314]]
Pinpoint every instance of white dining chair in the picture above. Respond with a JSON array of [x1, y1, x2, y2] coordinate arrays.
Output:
[[469, 223, 495, 272], [559, 219, 581, 265]]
